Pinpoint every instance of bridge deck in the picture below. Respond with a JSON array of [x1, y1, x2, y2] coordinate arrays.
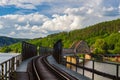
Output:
[[15, 56, 38, 80], [15, 55, 91, 80], [16, 56, 37, 72], [47, 55, 91, 80]]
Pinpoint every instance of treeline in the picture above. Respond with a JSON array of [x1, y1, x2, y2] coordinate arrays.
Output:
[[92, 33, 120, 54], [0, 19, 120, 55], [0, 36, 27, 47]]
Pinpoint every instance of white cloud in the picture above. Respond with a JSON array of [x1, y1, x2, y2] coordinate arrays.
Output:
[[64, 7, 94, 16], [103, 7, 115, 11], [0, 22, 3, 29], [10, 32, 15, 35], [84, 0, 102, 7], [119, 5, 120, 14], [87, 9, 94, 14], [0, 0, 63, 9], [0, 0, 120, 38], [0, 24, 3, 29], [42, 14, 83, 32], [0, 12, 84, 38], [0, 13, 49, 38], [15, 22, 30, 31], [31, 25, 39, 32], [0, 0, 41, 9]]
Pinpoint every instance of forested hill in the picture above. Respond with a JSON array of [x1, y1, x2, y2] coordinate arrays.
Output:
[[0, 19, 120, 54], [70, 19, 120, 39], [0, 36, 27, 47]]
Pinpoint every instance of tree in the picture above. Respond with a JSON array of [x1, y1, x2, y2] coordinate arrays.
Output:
[[93, 39, 108, 54], [1, 46, 12, 53]]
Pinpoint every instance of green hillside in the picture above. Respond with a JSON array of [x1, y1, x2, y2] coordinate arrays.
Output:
[[0, 19, 120, 55], [0, 36, 28, 47]]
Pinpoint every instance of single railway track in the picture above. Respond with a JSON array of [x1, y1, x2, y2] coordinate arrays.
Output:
[[32, 57, 41, 80], [32, 55, 78, 80]]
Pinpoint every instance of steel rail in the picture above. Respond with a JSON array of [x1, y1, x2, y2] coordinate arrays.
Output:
[[42, 56, 78, 80], [32, 55, 78, 80], [32, 57, 41, 80]]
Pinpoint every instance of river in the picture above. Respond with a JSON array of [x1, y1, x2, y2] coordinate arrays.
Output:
[[0, 53, 20, 79], [0, 53, 19, 64], [70, 60, 120, 80]]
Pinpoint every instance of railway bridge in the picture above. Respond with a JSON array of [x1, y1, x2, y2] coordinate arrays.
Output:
[[0, 40, 120, 80]]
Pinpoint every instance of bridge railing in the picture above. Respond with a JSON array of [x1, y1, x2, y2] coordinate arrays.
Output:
[[61, 55, 120, 80], [22, 41, 37, 61], [39, 46, 53, 56], [0, 54, 22, 80], [62, 48, 75, 54]]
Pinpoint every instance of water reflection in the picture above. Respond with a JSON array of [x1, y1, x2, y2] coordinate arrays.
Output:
[[67, 58, 120, 80]]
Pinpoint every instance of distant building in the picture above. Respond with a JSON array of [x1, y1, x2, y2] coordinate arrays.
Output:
[[70, 40, 91, 59]]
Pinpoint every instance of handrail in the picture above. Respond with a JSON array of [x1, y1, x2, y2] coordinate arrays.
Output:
[[0, 54, 22, 80], [61, 55, 120, 80], [23, 44, 120, 80]]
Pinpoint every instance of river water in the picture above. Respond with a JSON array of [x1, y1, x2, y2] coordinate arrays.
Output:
[[0, 53, 120, 80], [0, 53, 19, 64], [71, 60, 120, 80], [0, 53, 19, 71], [0, 53, 20, 79]]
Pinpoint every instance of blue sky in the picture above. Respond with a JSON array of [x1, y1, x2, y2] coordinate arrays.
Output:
[[0, 0, 120, 39]]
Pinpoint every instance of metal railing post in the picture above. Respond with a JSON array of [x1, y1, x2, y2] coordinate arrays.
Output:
[[92, 60, 95, 80], [12, 57, 15, 72], [70, 56, 72, 69], [9, 60, 11, 80], [83, 58, 85, 76], [116, 64, 119, 80], [10, 57, 15, 80], [1, 64, 4, 80], [5, 62, 7, 80], [0, 54, 21, 80], [0, 66, 1, 80], [65, 56, 67, 67], [76, 56, 79, 72]]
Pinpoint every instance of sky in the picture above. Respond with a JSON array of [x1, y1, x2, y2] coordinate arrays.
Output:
[[0, 0, 120, 39]]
